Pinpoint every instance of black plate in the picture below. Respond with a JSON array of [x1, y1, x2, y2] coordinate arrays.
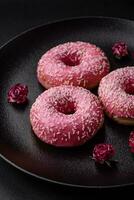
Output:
[[1, 17, 134, 188]]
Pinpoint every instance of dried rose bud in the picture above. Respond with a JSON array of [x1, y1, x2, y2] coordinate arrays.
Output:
[[129, 131, 134, 153], [112, 42, 128, 59], [92, 144, 115, 165], [7, 83, 28, 104]]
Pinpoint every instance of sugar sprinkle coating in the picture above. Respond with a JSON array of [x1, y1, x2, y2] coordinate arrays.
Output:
[[98, 67, 134, 122], [37, 41, 110, 89], [30, 85, 104, 147]]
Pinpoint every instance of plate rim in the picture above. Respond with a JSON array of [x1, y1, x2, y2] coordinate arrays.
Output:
[[1, 16, 134, 189]]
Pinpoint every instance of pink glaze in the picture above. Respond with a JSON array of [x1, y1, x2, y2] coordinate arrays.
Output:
[[98, 67, 134, 119], [30, 86, 104, 147], [37, 41, 110, 89]]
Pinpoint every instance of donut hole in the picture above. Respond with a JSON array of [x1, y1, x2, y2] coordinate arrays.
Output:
[[124, 82, 134, 95], [61, 52, 81, 66], [56, 100, 76, 115]]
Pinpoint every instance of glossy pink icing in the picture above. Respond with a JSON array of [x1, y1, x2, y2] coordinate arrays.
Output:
[[30, 86, 104, 147], [99, 67, 134, 119], [37, 41, 110, 89]]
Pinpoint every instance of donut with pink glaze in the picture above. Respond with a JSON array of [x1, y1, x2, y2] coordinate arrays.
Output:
[[30, 85, 104, 147], [37, 41, 110, 89], [98, 67, 134, 125]]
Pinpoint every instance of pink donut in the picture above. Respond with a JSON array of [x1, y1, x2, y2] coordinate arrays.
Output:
[[30, 86, 104, 147], [37, 41, 110, 89], [98, 67, 134, 125]]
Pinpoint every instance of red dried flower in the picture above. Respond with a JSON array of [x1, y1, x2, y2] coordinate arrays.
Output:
[[112, 42, 128, 59], [129, 131, 134, 153], [7, 83, 28, 104], [92, 144, 115, 165]]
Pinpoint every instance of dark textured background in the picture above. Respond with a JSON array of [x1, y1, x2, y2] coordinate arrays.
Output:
[[0, 0, 134, 199]]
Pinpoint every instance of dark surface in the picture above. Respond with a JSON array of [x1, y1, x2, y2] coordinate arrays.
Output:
[[1, 0, 134, 199], [1, 17, 134, 188]]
